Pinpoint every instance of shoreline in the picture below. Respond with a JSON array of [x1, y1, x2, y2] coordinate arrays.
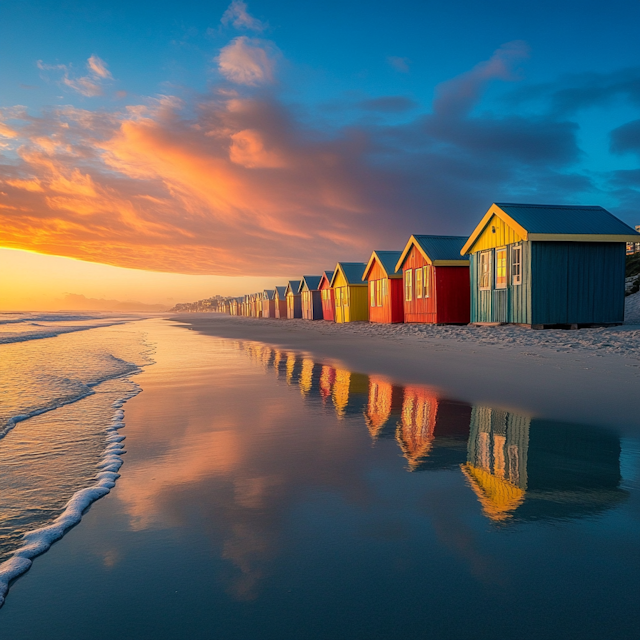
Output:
[[172, 314, 640, 433]]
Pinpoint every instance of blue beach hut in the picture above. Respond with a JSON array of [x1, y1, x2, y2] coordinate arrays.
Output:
[[461, 203, 640, 328]]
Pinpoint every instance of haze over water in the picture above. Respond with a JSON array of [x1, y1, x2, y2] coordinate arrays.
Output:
[[0, 317, 638, 638]]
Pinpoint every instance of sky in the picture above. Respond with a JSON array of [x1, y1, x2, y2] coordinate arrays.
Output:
[[1, 0, 640, 309]]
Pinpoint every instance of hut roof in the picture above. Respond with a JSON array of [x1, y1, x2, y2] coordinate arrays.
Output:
[[299, 275, 322, 292], [363, 250, 403, 280], [274, 286, 287, 299], [330, 262, 368, 287], [263, 289, 275, 300], [285, 280, 302, 296], [319, 271, 335, 288], [462, 203, 640, 254], [396, 235, 469, 271]]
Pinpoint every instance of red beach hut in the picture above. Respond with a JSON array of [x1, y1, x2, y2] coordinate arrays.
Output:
[[362, 251, 404, 323], [318, 271, 335, 321], [274, 286, 288, 319], [395, 235, 470, 324]]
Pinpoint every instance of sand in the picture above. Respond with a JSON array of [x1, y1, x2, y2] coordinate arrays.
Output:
[[173, 301, 640, 433]]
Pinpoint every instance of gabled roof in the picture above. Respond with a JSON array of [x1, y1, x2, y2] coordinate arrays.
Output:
[[462, 203, 640, 254], [318, 270, 334, 288], [274, 286, 287, 299], [396, 235, 469, 271], [363, 251, 403, 280], [263, 289, 275, 300], [330, 262, 368, 287], [299, 275, 322, 292], [285, 280, 301, 296]]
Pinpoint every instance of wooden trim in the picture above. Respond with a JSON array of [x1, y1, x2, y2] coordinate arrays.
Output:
[[462, 204, 530, 255], [432, 259, 469, 266], [395, 235, 433, 271]]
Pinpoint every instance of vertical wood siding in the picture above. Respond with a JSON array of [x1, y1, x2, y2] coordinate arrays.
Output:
[[471, 214, 524, 252], [531, 242, 626, 324], [318, 278, 335, 321], [402, 246, 437, 323], [367, 259, 404, 323]]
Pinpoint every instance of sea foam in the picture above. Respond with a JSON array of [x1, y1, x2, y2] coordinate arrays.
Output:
[[0, 383, 141, 608]]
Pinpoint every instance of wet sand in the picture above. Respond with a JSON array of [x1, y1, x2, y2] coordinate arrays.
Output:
[[174, 314, 640, 432]]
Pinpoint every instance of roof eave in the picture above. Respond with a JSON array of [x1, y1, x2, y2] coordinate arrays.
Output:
[[461, 204, 530, 255], [395, 235, 434, 271]]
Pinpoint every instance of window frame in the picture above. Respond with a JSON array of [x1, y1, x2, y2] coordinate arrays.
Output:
[[479, 251, 492, 291], [424, 266, 431, 298], [405, 269, 413, 302], [416, 268, 423, 299], [495, 247, 507, 290], [376, 279, 383, 307], [512, 244, 522, 286], [370, 281, 376, 307]]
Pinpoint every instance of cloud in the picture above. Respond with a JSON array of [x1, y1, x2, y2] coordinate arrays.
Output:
[[217, 37, 277, 85], [0, 42, 625, 276], [610, 119, 640, 156], [38, 55, 113, 97], [433, 41, 529, 119], [221, 0, 266, 32], [508, 67, 640, 116], [388, 56, 410, 73]]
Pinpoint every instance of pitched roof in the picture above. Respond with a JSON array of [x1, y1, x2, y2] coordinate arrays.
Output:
[[285, 280, 301, 296], [462, 203, 640, 254], [363, 251, 403, 280], [330, 262, 367, 286], [274, 286, 287, 299], [263, 289, 275, 299], [299, 275, 322, 292], [396, 235, 469, 270], [318, 271, 334, 288]]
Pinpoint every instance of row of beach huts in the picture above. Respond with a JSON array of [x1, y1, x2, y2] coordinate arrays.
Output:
[[221, 203, 640, 328]]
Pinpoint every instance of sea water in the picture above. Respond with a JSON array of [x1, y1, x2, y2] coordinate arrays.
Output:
[[0, 313, 153, 604], [0, 318, 639, 639]]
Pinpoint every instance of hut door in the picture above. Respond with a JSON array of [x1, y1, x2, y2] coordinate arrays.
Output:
[[494, 248, 508, 323]]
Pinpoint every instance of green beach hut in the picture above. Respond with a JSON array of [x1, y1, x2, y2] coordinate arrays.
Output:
[[461, 203, 640, 328]]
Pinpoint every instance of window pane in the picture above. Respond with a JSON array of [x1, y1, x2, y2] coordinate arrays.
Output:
[[496, 248, 507, 288], [512, 245, 522, 285], [416, 268, 423, 298], [405, 270, 412, 301], [371, 281, 376, 307]]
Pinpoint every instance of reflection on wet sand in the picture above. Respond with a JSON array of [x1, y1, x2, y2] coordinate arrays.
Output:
[[117, 338, 628, 604], [239, 343, 626, 524]]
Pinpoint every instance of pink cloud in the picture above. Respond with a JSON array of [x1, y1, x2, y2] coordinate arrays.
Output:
[[217, 37, 277, 85], [221, 0, 266, 32]]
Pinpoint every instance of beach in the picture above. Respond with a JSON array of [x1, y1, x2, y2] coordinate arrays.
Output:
[[174, 299, 640, 433], [0, 315, 639, 639]]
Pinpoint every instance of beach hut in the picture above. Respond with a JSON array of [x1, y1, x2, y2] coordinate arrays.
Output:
[[262, 290, 276, 318], [299, 276, 323, 320], [461, 203, 640, 327], [330, 263, 369, 323], [362, 251, 404, 323], [274, 286, 288, 319], [395, 235, 470, 324], [285, 280, 302, 319], [318, 271, 335, 321]]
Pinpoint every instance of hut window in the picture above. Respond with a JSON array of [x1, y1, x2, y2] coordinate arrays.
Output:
[[512, 245, 522, 285], [424, 266, 431, 298], [376, 279, 383, 306], [496, 248, 507, 289], [416, 268, 423, 298], [479, 251, 491, 290], [382, 278, 388, 300], [405, 270, 413, 301], [370, 282, 376, 307]]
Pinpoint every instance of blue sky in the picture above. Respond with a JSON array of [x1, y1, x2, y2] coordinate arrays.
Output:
[[1, 0, 639, 282]]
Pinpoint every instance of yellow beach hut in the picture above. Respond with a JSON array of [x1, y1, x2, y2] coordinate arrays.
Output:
[[330, 262, 369, 323]]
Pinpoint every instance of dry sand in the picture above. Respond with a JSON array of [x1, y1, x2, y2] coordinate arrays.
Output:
[[172, 296, 640, 434]]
